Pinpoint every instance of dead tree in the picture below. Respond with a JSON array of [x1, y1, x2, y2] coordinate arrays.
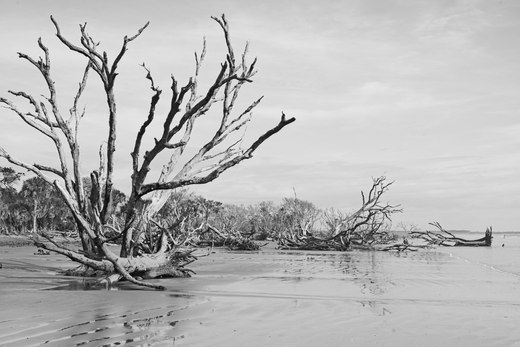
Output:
[[202, 224, 262, 251], [279, 176, 402, 251], [0, 14, 295, 289], [412, 222, 492, 247]]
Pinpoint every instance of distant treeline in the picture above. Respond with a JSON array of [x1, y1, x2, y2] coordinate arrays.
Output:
[[0, 166, 359, 240]]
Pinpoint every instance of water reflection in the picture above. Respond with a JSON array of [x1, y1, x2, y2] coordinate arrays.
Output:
[[272, 250, 397, 296], [39, 301, 191, 346], [46, 279, 117, 291]]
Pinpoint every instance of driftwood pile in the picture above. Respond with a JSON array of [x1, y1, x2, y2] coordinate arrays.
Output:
[[199, 225, 262, 251], [278, 177, 402, 251], [278, 232, 398, 251]]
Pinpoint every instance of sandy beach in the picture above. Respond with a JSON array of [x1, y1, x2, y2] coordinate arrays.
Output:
[[1, 235, 519, 346]]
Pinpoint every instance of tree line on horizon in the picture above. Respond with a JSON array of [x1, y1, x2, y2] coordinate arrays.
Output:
[[0, 166, 400, 247]]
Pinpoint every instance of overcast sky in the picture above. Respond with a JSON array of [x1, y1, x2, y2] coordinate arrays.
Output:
[[1, 0, 519, 231]]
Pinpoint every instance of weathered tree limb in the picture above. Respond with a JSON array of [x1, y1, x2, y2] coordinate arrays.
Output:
[[32, 234, 112, 271], [140, 113, 295, 194], [411, 222, 492, 247]]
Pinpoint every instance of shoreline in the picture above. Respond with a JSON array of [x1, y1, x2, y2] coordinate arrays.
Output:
[[0, 235, 35, 247], [0, 234, 80, 248]]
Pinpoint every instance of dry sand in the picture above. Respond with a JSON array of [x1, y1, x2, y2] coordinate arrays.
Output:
[[1, 235, 519, 346]]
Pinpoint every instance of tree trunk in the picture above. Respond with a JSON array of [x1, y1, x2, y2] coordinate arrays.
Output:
[[73, 220, 97, 256], [32, 195, 37, 234], [411, 223, 493, 247]]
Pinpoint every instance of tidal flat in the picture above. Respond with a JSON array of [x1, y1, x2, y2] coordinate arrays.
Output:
[[1, 235, 520, 347]]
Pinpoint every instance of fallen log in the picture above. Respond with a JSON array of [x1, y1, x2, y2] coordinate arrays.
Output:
[[203, 225, 263, 251], [278, 234, 427, 252], [411, 222, 492, 247]]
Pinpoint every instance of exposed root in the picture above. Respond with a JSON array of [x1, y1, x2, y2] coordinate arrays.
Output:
[[38, 237, 197, 290], [113, 259, 166, 291]]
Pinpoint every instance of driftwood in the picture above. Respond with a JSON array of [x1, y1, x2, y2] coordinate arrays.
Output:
[[279, 176, 401, 251], [202, 225, 263, 251], [278, 235, 339, 251], [279, 234, 428, 252], [411, 222, 492, 247]]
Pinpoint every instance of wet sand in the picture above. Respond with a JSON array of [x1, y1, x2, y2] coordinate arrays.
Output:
[[1, 235, 520, 346]]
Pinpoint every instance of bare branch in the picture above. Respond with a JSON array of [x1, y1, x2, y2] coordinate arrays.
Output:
[[110, 21, 150, 84], [242, 112, 296, 157], [163, 141, 186, 149], [33, 235, 112, 271], [69, 62, 90, 125], [224, 96, 263, 134], [212, 14, 234, 68], [34, 164, 65, 179], [0, 96, 56, 139], [131, 65, 162, 180], [139, 112, 295, 195]]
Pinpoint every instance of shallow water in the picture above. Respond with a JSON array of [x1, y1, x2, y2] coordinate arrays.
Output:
[[1, 235, 520, 346]]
